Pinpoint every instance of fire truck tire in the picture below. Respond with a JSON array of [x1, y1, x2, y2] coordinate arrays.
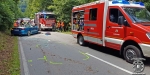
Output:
[[77, 35, 85, 46], [123, 45, 142, 64]]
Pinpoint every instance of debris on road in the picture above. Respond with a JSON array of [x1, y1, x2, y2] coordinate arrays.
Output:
[[38, 56, 47, 61], [49, 61, 62, 65], [79, 51, 89, 60], [36, 44, 39, 48], [28, 60, 32, 62], [45, 32, 51, 35]]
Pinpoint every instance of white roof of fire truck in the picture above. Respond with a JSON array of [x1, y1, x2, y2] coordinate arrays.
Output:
[[73, 0, 145, 9], [35, 12, 54, 14]]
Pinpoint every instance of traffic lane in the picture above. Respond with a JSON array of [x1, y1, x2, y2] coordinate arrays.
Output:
[[20, 36, 130, 75], [63, 39, 150, 74], [44, 40, 131, 75], [48, 32, 150, 74], [31, 31, 150, 74], [20, 38, 52, 75], [21, 32, 150, 74]]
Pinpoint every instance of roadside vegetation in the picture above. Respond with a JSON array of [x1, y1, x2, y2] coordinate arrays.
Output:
[[0, 32, 20, 75], [25, 0, 150, 32], [0, 0, 23, 75]]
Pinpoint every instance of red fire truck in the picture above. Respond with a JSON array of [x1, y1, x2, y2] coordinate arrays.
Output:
[[35, 12, 56, 30], [71, 0, 150, 63]]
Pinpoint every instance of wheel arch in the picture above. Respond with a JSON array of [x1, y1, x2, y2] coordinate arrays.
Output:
[[77, 33, 83, 39], [120, 37, 144, 57]]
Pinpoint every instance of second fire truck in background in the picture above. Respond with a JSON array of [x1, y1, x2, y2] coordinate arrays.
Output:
[[35, 12, 56, 31]]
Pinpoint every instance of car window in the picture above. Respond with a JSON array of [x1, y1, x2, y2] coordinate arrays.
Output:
[[25, 24, 31, 27]]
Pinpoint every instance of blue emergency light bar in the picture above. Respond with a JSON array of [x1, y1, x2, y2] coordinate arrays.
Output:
[[133, 2, 144, 6], [112, 0, 145, 6], [112, 0, 129, 4]]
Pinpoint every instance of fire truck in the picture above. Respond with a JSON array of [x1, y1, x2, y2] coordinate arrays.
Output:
[[35, 12, 56, 31], [71, 0, 150, 63]]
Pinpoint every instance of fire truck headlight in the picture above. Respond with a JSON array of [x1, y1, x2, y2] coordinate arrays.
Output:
[[146, 33, 150, 39]]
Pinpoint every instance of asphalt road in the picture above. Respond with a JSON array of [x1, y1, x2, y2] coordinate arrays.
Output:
[[19, 31, 150, 75]]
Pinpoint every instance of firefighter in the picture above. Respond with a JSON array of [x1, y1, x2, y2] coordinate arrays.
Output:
[[13, 20, 18, 27], [20, 19, 24, 27], [39, 15, 46, 30], [60, 21, 64, 32], [57, 21, 61, 31], [79, 19, 84, 31]]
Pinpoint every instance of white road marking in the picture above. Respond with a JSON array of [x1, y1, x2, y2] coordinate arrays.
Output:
[[19, 37, 30, 75], [85, 53, 133, 74]]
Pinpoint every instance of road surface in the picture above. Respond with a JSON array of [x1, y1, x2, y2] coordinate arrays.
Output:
[[19, 31, 150, 75]]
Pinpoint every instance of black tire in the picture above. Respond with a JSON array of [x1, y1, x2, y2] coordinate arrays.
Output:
[[77, 35, 85, 46], [27, 31, 31, 36], [123, 45, 143, 64]]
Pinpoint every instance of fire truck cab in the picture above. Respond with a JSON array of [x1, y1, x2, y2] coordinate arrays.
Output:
[[35, 12, 56, 31], [71, 0, 150, 63]]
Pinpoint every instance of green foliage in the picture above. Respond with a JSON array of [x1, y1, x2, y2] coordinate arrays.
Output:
[[25, 0, 97, 21], [25, 0, 150, 31], [0, 0, 23, 31]]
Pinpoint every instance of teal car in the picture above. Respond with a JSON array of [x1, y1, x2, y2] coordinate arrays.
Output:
[[11, 24, 39, 36]]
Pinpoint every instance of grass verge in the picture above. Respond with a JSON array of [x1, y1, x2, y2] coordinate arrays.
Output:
[[9, 36, 20, 75], [0, 32, 20, 75]]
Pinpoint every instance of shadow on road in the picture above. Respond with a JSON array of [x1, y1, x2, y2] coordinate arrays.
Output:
[[85, 43, 150, 66], [86, 43, 122, 58]]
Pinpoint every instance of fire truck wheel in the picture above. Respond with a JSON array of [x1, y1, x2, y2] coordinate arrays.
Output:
[[123, 45, 142, 64], [27, 31, 31, 36], [78, 35, 85, 46]]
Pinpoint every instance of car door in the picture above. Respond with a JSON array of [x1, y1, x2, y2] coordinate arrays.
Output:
[[105, 7, 127, 50], [31, 25, 36, 34], [27, 24, 34, 34], [33, 25, 38, 33]]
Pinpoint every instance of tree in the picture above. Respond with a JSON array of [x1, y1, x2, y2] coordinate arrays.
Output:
[[0, 0, 23, 31]]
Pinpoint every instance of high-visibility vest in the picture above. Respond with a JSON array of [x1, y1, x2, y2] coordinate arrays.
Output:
[[57, 22, 60, 27], [61, 22, 64, 27], [14, 22, 17, 27]]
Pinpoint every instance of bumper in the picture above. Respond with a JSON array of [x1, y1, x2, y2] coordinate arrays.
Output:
[[41, 27, 52, 29], [140, 44, 150, 57], [11, 30, 27, 35]]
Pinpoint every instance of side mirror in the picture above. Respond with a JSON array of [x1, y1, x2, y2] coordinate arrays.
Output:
[[118, 16, 124, 25], [124, 20, 129, 26]]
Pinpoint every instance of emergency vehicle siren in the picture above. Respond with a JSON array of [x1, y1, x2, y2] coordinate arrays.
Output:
[[112, 0, 144, 6]]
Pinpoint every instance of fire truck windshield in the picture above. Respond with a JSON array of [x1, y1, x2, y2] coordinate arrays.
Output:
[[42, 14, 55, 19], [123, 7, 150, 23]]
